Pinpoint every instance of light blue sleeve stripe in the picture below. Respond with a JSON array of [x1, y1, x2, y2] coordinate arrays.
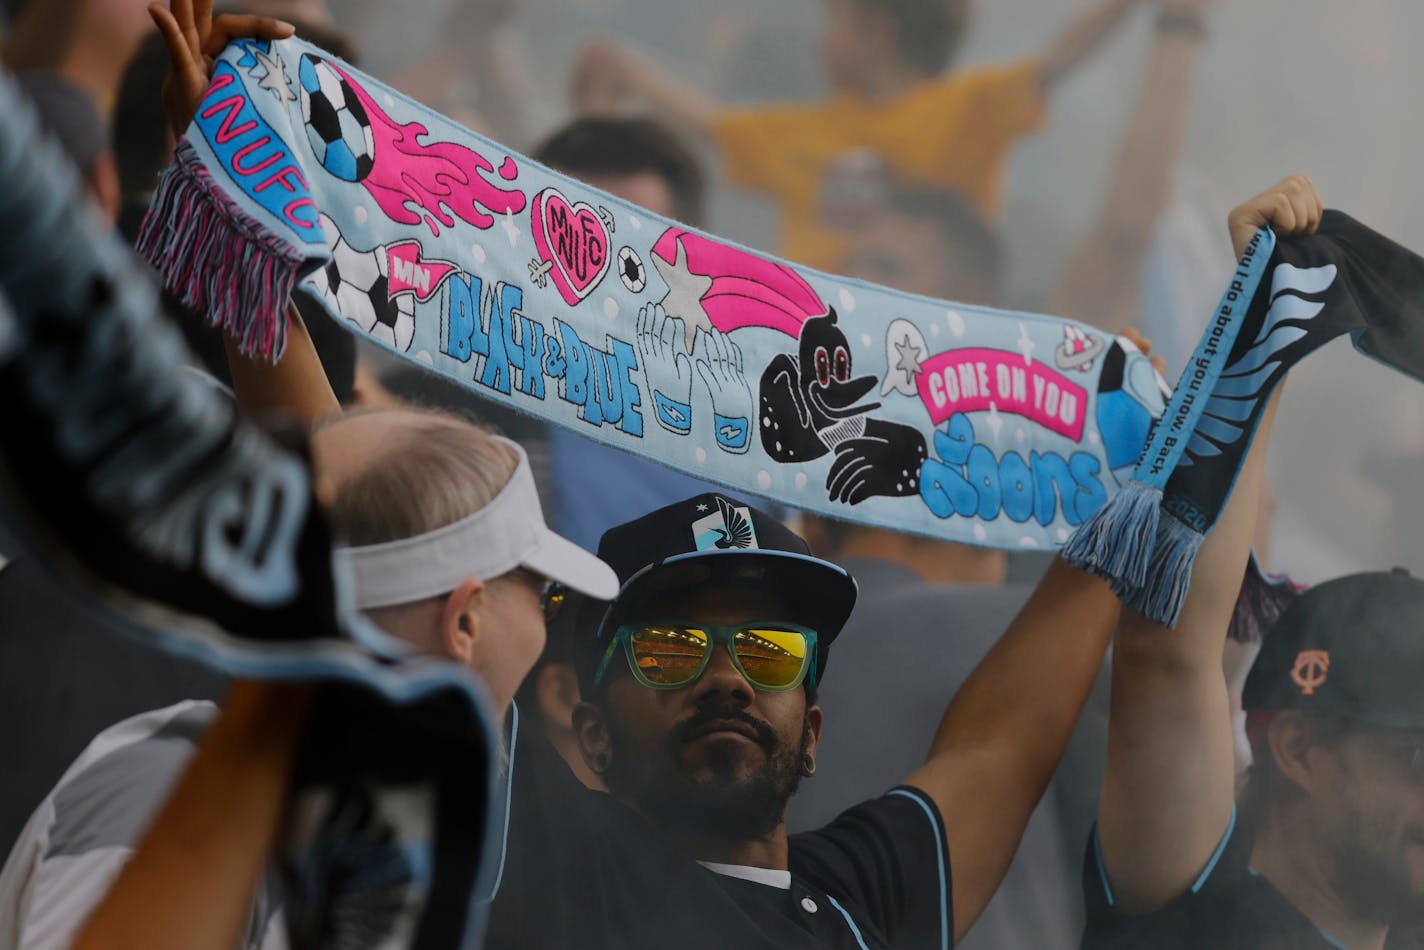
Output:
[[1091, 824, 1115, 908], [1092, 804, 1238, 909], [886, 788, 950, 950], [825, 893, 873, 950], [1190, 805, 1237, 894], [477, 701, 518, 904], [1315, 927, 1351, 950]]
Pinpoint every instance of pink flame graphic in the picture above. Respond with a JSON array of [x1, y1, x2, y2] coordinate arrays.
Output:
[[651, 229, 826, 337], [330, 62, 526, 236]]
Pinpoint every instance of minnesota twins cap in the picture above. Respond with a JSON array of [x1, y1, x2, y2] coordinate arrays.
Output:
[[575, 493, 857, 694], [1243, 568, 1424, 726]]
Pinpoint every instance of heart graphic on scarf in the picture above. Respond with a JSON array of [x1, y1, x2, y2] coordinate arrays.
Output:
[[531, 187, 611, 306]]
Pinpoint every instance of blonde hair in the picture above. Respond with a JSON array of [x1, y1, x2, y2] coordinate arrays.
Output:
[[326, 409, 518, 546]]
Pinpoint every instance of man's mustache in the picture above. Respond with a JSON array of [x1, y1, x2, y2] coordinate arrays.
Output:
[[671, 705, 777, 751]]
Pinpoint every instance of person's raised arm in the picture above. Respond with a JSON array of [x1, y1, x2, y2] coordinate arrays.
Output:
[[149, 1, 339, 424], [1037, 0, 1142, 90], [1094, 175, 1321, 913], [1046, 0, 1212, 331], [903, 558, 1119, 941], [221, 308, 341, 423], [69, 683, 312, 950], [571, 39, 722, 136], [903, 328, 1165, 940]]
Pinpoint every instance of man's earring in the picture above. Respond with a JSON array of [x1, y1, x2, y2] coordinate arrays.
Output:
[[801, 752, 816, 777]]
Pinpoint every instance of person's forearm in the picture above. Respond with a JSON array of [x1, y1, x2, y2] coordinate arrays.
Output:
[[1099, 387, 1280, 910], [1046, 22, 1204, 327], [1096, 25, 1201, 248], [71, 682, 313, 950], [908, 558, 1118, 938], [225, 303, 341, 425], [1038, 0, 1141, 89], [621, 51, 720, 135], [471, 46, 528, 148]]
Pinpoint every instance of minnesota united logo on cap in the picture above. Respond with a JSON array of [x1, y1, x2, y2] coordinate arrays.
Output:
[[691, 497, 758, 551]]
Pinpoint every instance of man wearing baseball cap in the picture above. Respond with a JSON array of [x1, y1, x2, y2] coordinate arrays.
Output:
[[1079, 161, 1424, 950], [486, 491, 1124, 949], [1085, 562, 1424, 949]]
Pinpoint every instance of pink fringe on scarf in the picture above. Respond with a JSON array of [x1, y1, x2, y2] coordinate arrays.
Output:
[[136, 140, 304, 361]]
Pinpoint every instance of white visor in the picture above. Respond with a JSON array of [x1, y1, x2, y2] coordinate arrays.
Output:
[[335, 437, 617, 609]]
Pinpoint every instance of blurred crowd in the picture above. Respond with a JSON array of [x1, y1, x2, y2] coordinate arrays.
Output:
[[0, 0, 1421, 948]]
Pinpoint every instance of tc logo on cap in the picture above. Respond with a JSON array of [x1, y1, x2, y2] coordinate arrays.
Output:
[[692, 497, 758, 551], [1290, 649, 1330, 696]]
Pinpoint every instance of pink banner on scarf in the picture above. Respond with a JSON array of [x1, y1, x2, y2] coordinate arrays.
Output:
[[385, 240, 458, 302], [916, 348, 1088, 441]]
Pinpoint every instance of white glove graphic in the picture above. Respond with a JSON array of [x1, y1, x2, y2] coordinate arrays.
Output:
[[694, 327, 753, 454], [636, 303, 695, 435]]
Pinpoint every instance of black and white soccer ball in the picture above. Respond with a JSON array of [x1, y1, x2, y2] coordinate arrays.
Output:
[[307, 222, 415, 351], [298, 54, 376, 183], [617, 246, 646, 294]]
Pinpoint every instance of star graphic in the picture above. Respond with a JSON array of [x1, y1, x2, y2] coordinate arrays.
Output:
[[234, 39, 269, 70], [653, 238, 715, 350], [252, 47, 296, 102], [985, 402, 1004, 441], [696, 504, 709, 512], [500, 208, 521, 248], [893, 333, 924, 377], [1015, 322, 1035, 365]]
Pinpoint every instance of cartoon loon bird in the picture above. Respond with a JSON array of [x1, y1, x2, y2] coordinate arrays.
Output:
[[759, 309, 927, 505], [711, 498, 755, 548]]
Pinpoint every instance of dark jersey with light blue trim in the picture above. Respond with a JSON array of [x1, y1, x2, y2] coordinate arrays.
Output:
[[485, 724, 953, 949], [1081, 814, 1424, 950]]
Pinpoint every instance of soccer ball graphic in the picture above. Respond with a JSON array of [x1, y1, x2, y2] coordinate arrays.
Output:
[[618, 246, 646, 293], [307, 223, 415, 351], [298, 55, 375, 182]]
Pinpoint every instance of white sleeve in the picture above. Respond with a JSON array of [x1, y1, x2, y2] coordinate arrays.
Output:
[[15, 847, 133, 950], [0, 702, 215, 950], [0, 796, 53, 950]]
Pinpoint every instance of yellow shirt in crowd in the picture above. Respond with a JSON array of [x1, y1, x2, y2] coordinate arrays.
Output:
[[709, 59, 1046, 271]]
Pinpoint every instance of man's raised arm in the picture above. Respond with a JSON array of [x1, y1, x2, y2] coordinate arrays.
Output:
[[222, 307, 341, 423], [70, 684, 312, 950], [902, 558, 1119, 941], [1046, 0, 1213, 332], [898, 321, 1155, 939], [570, 40, 721, 136], [150, 1, 339, 425], [902, 176, 1322, 940], [1095, 175, 1321, 913], [1036, 0, 1141, 90]]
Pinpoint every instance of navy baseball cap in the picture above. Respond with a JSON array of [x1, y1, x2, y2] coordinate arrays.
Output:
[[575, 493, 858, 695], [1243, 568, 1424, 727]]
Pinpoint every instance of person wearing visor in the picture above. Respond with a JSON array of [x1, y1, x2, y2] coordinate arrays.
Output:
[[0, 421, 619, 950], [330, 428, 616, 716], [487, 492, 1123, 949]]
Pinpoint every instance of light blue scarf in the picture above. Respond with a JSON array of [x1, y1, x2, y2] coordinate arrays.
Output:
[[138, 37, 1171, 554]]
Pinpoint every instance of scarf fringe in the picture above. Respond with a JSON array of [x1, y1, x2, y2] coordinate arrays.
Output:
[[1060, 479, 1161, 589], [136, 140, 301, 361], [1125, 512, 1202, 627], [1228, 557, 1306, 642]]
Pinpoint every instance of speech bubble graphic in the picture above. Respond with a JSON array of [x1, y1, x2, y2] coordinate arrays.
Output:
[[881, 318, 928, 397]]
